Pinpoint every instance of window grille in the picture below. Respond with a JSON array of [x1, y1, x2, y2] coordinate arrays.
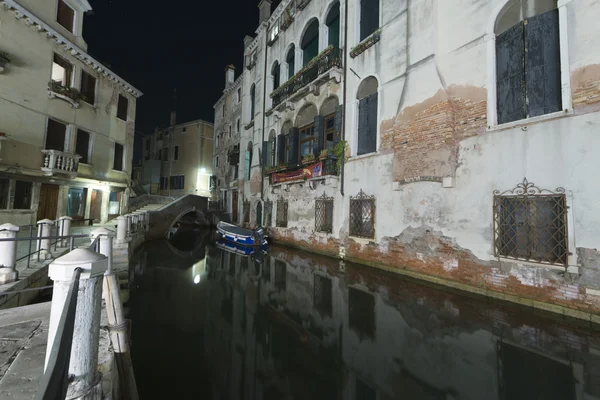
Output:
[[264, 201, 273, 227], [314, 274, 332, 316], [276, 199, 288, 227], [315, 193, 334, 233], [349, 189, 375, 238], [493, 178, 568, 266]]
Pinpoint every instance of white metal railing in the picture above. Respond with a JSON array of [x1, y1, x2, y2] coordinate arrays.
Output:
[[41, 149, 81, 177]]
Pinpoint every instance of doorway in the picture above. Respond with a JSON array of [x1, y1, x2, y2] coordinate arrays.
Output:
[[231, 191, 239, 223], [37, 184, 59, 221], [90, 190, 103, 223], [256, 202, 263, 227]]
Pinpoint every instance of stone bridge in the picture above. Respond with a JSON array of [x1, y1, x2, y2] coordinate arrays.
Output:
[[145, 195, 211, 241]]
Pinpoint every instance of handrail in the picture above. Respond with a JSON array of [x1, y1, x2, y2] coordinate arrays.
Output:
[[34, 267, 82, 400]]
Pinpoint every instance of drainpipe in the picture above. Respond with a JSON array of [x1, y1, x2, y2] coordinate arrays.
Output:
[[340, 0, 349, 197], [261, 22, 270, 203]]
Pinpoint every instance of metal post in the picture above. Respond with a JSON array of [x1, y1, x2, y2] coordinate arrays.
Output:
[[54, 222, 58, 252], [69, 237, 75, 252], [27, 225, 33, 269], [46, 249, 107, 399], [0, 224, 20, 284]]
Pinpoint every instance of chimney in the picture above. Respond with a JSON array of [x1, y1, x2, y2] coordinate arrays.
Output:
[[258, 0, 272, 24], [225, 65, 235, 88]]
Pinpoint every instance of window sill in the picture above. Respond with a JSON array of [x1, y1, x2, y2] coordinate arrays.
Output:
[[488, 109, 572, 132], [116, 117, 128, 122], [495, 256, 578, 274], [349, 236, 375, 245], [110, 169, 127, 174], [347, 151, 379, 162]]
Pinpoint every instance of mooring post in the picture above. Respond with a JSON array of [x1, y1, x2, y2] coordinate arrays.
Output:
[[116, 216, 127, 244], [0, 223, 19, 284], [37, 219, 54, 260], [58, 216, 73, 247]]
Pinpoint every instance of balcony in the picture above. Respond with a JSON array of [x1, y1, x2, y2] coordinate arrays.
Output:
[[270, 46, 342, 108], [41, 149, 81, 178], [265, 155, 338, 186], [48, 81, 81, 108]]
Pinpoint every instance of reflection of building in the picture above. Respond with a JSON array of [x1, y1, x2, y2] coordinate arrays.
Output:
[[0, 0, 141, 225], [139, 118, 214, 197], [214, 0, 600, 312], [201, 246, 600, 400]]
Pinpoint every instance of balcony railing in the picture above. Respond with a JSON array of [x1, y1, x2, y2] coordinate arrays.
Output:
[[48, 81, 81, 108], [266, 155, 338, 185], [271, 46, 342, 108], [41, 149, 81, 178]]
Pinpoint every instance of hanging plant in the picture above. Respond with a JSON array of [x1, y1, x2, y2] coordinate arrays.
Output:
[[333, 140, 347, 175]]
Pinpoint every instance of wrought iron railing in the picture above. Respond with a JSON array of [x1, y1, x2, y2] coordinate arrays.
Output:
[[349, 189, 375, 239], [267, 155, 338, 184], [315, 193, 333, 233], [271, 46, 342, 107]]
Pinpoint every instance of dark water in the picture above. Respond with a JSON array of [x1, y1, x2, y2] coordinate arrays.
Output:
[[128, 229, 600, 400]]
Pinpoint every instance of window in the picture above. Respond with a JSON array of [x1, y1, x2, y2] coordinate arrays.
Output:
[[326, 2, 341, 48], [174, 146, 179, 161], [272, 61, 280, 91], [222, 104, 225, 118], [301, 19, 319, 67], [113, 143, 124, 171], [228, 125, 232, 138], [117, 94, 128, 121], [157, 148, 162, 161], [250, 84, 256, 121], [299, 123, 317, 158], [51, 54, 73, 88], [324, 113, 336, 149], [357, 76, 379, 156], [67, 187, 87, 218], [350, 189, 375, 238], [0, 178, 8, 209], [45, 119, 67, 151], [216, 156, 219, 167], [13, 181, 32, 210], [109, 192, 121, 215], [495, 4, 561, 124], [285, 133, 295, 165], [360, 0, 380, 41], [276, 199, 288, 228], [493, 179, 568, 265], [170, 175, 185, 190], [236, 118, 240, 135], [182, 127, 187, 133], [349, 288, 375, 339], [286, 45, 296, 79], [163, 147, 168, 162], [80, 71, 96, 105], [159, 177, 168, 190], [315, 194, 334, 233], [75, 129, 90, 164], [236, 88, 241, 104], [56, 0, 75, 33], [314, 275, 332, 316], [246, 142, 253, 180], [268, 23, 280, 44]]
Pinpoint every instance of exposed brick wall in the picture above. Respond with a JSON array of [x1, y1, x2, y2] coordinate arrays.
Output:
[[571, 64, 600, 110], [381, 86, 487, 183]]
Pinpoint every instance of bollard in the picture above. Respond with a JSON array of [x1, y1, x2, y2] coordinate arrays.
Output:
[[116, 216, 127, 244], [46, 248, 107, 399], [37, 219, 54, 260], [0, 224, 19, 284], [58, 216, 73, 247], [90, 228, 115, 274], [125, 215, 132, 237]]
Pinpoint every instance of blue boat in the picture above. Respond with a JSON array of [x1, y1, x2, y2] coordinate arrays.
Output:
[[216, 221, 268, 247]]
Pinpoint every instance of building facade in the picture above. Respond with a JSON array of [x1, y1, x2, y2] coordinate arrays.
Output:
[[139, 118, 214, 197], [214, 0, 600, 314], [213, 66, 244, 221], [0, 0, 142, 225]]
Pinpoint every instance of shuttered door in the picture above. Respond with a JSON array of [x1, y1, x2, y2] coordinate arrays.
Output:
[[314, 115, 325, 154], [262, 141, 269, 166], [366, 92, 378, 154], [496, 22, 526, 124], [524, 9, 562, 118], [358, 93, 377, 155], [277, 134, 285, 164], [290, 128, 300, 165]]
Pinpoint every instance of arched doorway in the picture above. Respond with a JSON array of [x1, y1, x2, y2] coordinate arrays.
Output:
[[256, 202, 263, 227]]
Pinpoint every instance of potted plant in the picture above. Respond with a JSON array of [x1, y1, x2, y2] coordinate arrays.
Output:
[[319, 149, 329, 160], [302, 153, 315, 164]]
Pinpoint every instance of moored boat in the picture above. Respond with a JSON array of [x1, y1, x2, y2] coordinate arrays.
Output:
[[216, 221, 268, 247]]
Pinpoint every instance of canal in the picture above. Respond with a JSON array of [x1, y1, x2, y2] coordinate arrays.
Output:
[[127, 229, 600, 400]]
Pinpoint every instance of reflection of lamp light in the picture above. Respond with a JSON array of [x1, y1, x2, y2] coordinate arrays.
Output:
[[200, 167, 206, 174], [194, 275, 200, 284]]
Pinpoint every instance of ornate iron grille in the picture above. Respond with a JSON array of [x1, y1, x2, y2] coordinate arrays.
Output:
[[274, 260, 287, 290], [313, 274, 332, 316], [315, 193, 334, 233], [276, 199, 288, 227], [243, 200, 250, 224], [264, 200, 273, 228], [493, 178, 568, 266], [349, 189, 375, 238]]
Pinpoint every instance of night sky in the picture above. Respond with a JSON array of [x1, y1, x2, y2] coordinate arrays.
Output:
[[82, 0, 281, 135]]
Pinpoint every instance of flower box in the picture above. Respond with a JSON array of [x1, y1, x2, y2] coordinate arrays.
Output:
[[350, 29, 382, 58]]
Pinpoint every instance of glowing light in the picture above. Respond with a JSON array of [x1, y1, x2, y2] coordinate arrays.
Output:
[[194, 275, 200, 284]]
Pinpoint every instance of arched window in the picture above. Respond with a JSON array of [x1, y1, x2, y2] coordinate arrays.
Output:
[[360, 0, 379, 41], [249, 84, 256, 121], [357, 77, 378, 156], [246, 141, 253, 180], [286, 45, 296, 79], [495, 0, 561, 124], [271, 61, 280, 91], [301, 19, 319, 67], [326, 2, 340, 49], [279, 121, 294, 165], [296, 104, 318, 159]]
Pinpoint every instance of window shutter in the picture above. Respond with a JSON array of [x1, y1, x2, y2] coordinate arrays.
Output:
[[289, 128, 300, 165], [496, 22, 526, 124], [357, 97, 369, 155], [360, 0, 379, 41], [277, 134, 285, 164], [334, 105, 343, 146], [366, 92, 378, 154], [262, 141, 268, 166], [524, 9, 562, 118], [314, 115, 325, 154]]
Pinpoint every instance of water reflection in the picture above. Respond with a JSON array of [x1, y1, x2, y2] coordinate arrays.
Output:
[[128, 230, 600, 400]]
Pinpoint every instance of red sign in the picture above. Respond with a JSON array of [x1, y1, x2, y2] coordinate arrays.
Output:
[[272, 162, 323, 184]]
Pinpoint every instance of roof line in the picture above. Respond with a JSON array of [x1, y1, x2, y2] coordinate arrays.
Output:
[[1, 0, 143, 98]]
